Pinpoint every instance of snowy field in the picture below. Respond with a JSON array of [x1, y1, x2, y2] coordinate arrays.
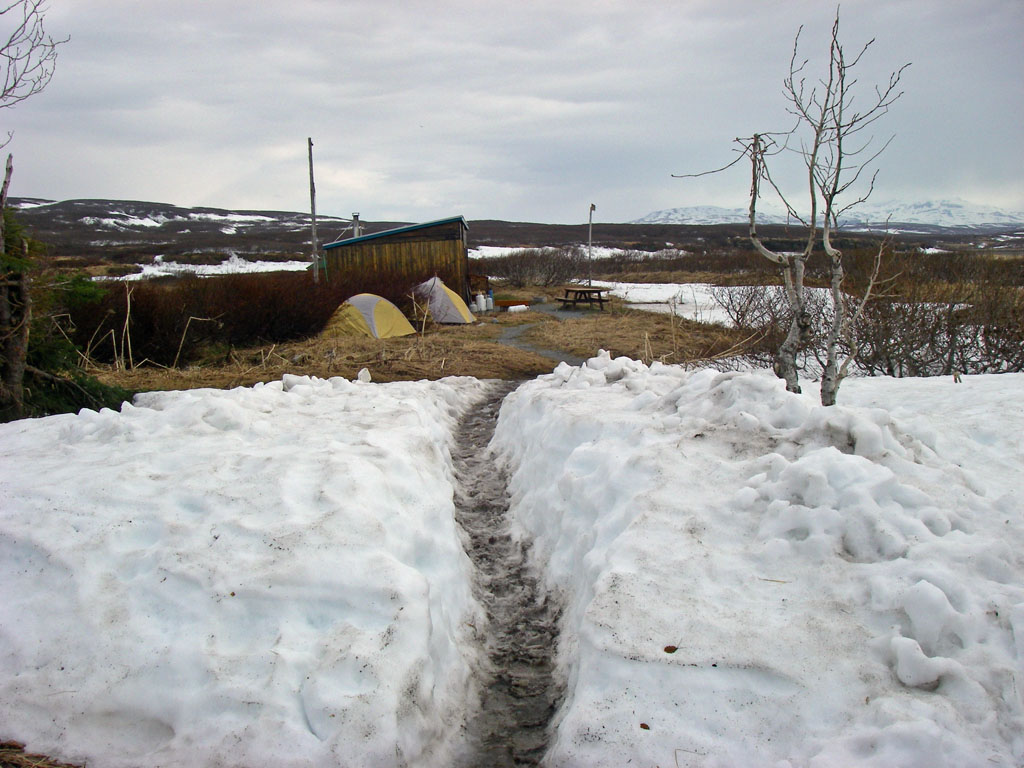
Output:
[[590, 280, 734, 325], [591, 280, 836, 327], [80, 212, 276, 231], [1, 361, 1022, 767], [109, 253, 312, 281], [470, 245, 688, 261]]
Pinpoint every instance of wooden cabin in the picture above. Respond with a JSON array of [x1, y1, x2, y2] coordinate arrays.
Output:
[[322, 216, 470, 299]]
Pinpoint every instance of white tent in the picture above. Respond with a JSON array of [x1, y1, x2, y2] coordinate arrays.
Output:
[[413, 277, 475, 324]]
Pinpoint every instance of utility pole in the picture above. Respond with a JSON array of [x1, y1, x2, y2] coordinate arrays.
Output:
[[308, 137, 319, 283], [588, 203, 595, 286]]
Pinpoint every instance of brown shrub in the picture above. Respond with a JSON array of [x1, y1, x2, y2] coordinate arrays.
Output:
[[65, 267, 460, 368]]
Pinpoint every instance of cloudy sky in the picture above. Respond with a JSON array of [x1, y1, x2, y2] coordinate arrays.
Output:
[[3, 0, 1022, 223]]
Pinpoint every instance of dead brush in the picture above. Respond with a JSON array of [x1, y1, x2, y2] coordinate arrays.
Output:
[[521, 306, 746, 365], [1, 741, 81, 768]]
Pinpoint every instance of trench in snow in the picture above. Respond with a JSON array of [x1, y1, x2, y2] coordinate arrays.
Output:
[[451, 380, 565, 767]]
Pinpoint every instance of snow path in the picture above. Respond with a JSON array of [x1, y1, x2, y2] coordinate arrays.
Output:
[[451, 381, 566, 766]]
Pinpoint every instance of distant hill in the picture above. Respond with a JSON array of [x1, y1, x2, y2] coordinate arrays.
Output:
[[634, 199, 1024, 233], [7, 198, 407, 264], [8, 197, 1022, 273], [4, 198, 800, 262]]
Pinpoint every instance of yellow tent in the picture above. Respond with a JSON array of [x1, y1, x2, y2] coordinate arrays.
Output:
[[323, 294, 415, 338]]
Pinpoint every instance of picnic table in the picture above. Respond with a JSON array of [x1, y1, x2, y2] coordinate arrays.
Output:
[[555, 286, 610, 311]]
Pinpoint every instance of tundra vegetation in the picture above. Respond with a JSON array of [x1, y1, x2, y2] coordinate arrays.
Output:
[[0, 225, 1018, 424]]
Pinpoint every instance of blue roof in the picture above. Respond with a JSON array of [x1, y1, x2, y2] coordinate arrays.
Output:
[[323, 216, 468, 250]]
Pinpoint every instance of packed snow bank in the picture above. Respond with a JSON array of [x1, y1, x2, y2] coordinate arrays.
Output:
[[0, 375, 488, 768], [3, 361, 1022, 767], [492, 355, 1024, 767]]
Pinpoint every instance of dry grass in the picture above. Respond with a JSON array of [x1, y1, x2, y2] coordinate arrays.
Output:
[[91, 319, 560, 393], [490, 308, 559, 327], [489, 285, 548, 301], [1, 742, 80, 768], [82, 289, 749, 395], [520, 305, 747, 366]]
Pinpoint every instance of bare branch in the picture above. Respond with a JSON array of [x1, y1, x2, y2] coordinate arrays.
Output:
[[671, 150, 746, 179], [1, 0, 68, 110], [746, 134, 788, 265], [672, 126, 793, 179]]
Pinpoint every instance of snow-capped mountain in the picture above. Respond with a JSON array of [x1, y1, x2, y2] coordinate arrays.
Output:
[[849, 199, 1024, 228], [633, 206, 788, 226], [634, 199, 1024, 231]]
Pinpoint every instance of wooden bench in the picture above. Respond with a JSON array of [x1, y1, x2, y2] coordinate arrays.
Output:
[[558, 287, 609, 310]]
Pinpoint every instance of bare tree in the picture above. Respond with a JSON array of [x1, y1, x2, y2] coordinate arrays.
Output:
[[681, 9, 908, 404], [0, 0, 66, 419]]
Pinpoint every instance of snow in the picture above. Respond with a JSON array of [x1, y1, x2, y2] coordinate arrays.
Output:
[[80, 212, 278, 230], [590, 280, 734, 324], [470, 245, 526, 259], [187, 212, 275, 223], [491, 360, 1024, 767], [0, 376, 489, 767], [8, 198, 53, 209], [470, 245, 687, 261], [81, 215, 166, 229], [2, 361, 1022, 767], [107, 253, 312, 280], [593, 280, 839, 328], [634, 205, 791, 226], [633, 198, 1024, 229]]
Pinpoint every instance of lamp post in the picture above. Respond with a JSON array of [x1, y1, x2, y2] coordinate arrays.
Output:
[[308, 137, 319, 283], [588, 203, 595, 286]]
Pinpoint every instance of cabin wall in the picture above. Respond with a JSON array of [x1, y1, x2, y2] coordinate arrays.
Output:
[[323, 223, 469, 299]]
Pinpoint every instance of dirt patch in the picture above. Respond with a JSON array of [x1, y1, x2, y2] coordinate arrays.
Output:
[[451, 382, 565, 766]]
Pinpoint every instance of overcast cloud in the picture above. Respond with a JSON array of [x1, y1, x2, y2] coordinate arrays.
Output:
[[3, 0, 1022, 223]]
